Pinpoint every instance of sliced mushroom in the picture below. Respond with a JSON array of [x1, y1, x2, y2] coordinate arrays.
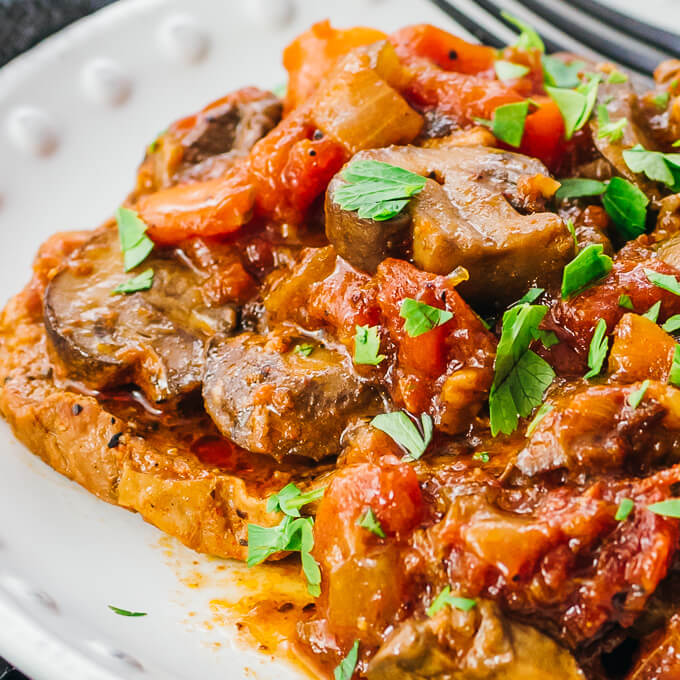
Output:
[[326, 145, 572, 306], [44, 227, 236, 402], [202, 330, 383, 461]]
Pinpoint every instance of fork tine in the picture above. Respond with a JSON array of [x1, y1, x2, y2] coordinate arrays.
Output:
[[568, 0, 680, 61], [428, 0, 506, 48]]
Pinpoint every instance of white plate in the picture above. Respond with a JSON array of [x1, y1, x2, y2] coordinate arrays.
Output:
[[0, 1, 678, 679]]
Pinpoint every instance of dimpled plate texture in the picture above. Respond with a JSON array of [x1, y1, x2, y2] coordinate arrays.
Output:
[[0, 1, 678, 680]]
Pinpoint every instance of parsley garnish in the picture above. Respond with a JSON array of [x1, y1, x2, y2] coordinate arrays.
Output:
[[653, 92, 670, 109], [474, 101, 528, 148], [526, 401, 553, 436], [426, 587, 476, 617], [502, 11, 545, 52], [642, 301, 662, 323], [294, 343, 314, 357], [356, 508, 385, 538], [108, 606, 147, 617], [115, 207, 154, 272], [399, 298, 453, 337], [648, 499, 680, 518], [596, 104, 627, 142], [561, 244, 613, 298], [566, 218, 577, 248], [619, 294, 634, 310], [542, 56, 584, 88], [472, 451, 490, 463], [663, 315, 680, 333], [555, 178, 607, 200], [334, 641, 359, 680], [494, 60, 530, 81], [584, 318, 608, 379], [601, 177, 649, 239], [247, 516, 321, 597], [334, 160, 426, 221], [628, 380, 650, 409], [489, 304, 555, 436], [147, 128, 167, 154], [623, 145, 680, 191], [546, 75, 600, 140], [354, 325, 386, 365], [112, 268, 154, 295], [266, 483, 325, 517], [607, 70, 628, 84], [670, 345, 680, 387], [370, 411, 433, 460], [615, 498, 634, 521], [645, 268, 680, 296], [511, 287, 544, 307]]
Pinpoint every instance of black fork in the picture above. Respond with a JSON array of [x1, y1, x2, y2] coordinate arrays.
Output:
[[429, 0, 680, 77]]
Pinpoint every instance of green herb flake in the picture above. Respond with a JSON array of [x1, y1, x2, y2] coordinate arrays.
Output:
[[566, 218, 577, 248], [426, 586, 477, 617], [618, 294, 634, 310], [473, 451, 490, 463], [108, 606, 147, 617], [266, 483, 325, 518], [670, 345, 680, 387], [622, 145, 680, 191], [555, 178, 606, 201], [653, 91, 670, 109], [561, 244, 613, 298], [596, 104, 627, 143], [526, 401, 553, 436], [112, 268, 154, 295], [247, 515, 321, 597], [510, 287, 544, 307], [370, 411, 433, 461], [115, 207, 154, 272], [642, 301, 662, 323], [147, 128, 167, 154], [584, 318, 609, 380], [662, 315, 680, 333], [674, 140, 680, 148], [628, 379, 650, 409], [294, 343, 315, 357], [354, 325, 386, 365], [541, 55, 584, 88], [334, 159, 426, 221], [334, 641, 360, 680], [615, 498, 634, 521], [546, 75, 600, 140], [645, 268, 680, 296], [489, 304, 555, 436], [502, 11, 545, 52], [400, 298, 453, 337], [601, 177, 649, 240], [476, 100, 529, 147], [494, 60, 530, 81], [356, 508, 385, 538], [607, 70, 628, 84], [648, 499, 680, 518]]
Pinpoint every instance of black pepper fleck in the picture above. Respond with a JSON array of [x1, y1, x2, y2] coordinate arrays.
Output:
[[72, 403, 83, 416], [448, 49, 458, 60], [239, 538, 248, 546], [110, 417, 115, 424], [309, 149, 317, 156], [107, 432, 123, 448]]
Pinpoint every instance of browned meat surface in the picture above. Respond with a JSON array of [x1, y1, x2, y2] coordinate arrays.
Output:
[[203, 330, 383, 460]]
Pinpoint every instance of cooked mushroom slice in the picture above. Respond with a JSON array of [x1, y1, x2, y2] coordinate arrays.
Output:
[[44, 228, 236, 402], [202, 331, 382, 461], [325, 146, 572, 305], [367, 600, 585, 680]]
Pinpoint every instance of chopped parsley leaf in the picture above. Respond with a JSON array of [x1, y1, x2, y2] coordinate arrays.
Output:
[[628, 380, 650, 409], [526, 401, 553, 436], [112, 268, 154, 295], [546, 75, 600, 140], [115, 207, 154, 272], [266, 483, 325, 517], [473, 451, 490, 463], [648, 499, 680, 518], [334, 159, 426, 221], [400, 298, 453, 337], [354, 325, 386, 365], [653, 91, 670, 109], [645, 268, 680, 296], [475, 100, 529, 147], [426, 586, 476, 617], [510, 287, 544, 307], [555, 177, 606, 200], [502, 11, 545, 52], [601, 177, 649, 240], [561, 244, 613, 298], [489, 304, 555, 436], [618, 294, 634, 310], [494, 60, 530, 81], [566, 218, 577, 248], [294, 343, 315, 357], [670, 346, 680, 387], [370, 411, 433, 461], [662, 315, 680, 333], [596, 104, 627, 142], [108, 606, 147, 617], [642, 301, 662, 323], [615, 498, 634, 521], [607, 70, 628, 84], [541, 55, 584, 88], [356, 508, 385, 538], [622, 145, 680, 191], [334, 641, 359, 680], [584, 318, 608, 380]]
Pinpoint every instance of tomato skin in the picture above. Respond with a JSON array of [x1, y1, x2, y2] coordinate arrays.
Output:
[[390, 24, 496, 75], [520, 98, 566, 172]]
